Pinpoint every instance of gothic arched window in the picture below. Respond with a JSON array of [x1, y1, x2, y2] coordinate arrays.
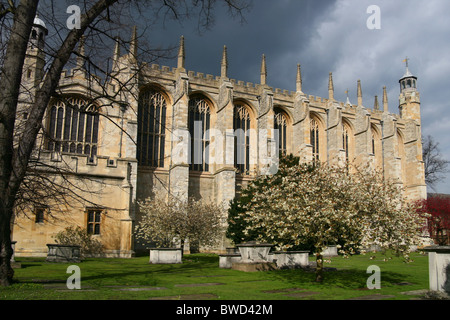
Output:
[[189, 97, 211, 172], [310, 118, 320, 162], [47, 97, 99, 159], [234, 104, 251, 175], [343, 122, 351, 163], [274, 109, 288, 156], [371, 133, 376, 155], [137, 90, 167, 167]]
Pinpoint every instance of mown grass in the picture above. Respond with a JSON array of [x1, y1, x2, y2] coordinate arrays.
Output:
[[0, 251, 431, 300]]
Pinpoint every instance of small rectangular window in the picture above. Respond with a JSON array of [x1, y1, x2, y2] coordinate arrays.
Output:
[[35, 208, 46, 224], [87, 209, 102, 235]]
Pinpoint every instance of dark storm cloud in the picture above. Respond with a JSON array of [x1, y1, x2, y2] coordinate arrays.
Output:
[[143, 0, 450, 193], [147, 0, 338, 88]]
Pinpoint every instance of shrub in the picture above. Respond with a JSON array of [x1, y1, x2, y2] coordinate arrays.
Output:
[[135, 197, 225, 252], [54, 226, 104, 257]]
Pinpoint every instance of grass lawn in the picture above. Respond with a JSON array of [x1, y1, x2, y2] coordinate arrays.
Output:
[[0, 251, 433, 301]]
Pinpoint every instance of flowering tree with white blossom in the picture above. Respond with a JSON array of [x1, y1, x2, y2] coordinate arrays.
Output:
[[135, 197, 225, 253], [234, 159, 428, 282]]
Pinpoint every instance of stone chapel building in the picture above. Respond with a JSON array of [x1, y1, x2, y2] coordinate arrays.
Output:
[[12, 18, 427, 257]]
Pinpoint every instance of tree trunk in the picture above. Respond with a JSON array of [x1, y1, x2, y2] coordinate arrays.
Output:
[[315, 254, 324, 282], [190, 239, 200, 254], [0, 211, 14, 286], [0, 0, 39, 287], [0, 0, 119, 286]]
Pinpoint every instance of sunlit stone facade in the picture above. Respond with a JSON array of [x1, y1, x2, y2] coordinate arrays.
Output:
[[12, 21, 426, 257]]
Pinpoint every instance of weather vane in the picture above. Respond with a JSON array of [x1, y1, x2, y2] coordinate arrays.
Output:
[[403, 57, 409, 68]]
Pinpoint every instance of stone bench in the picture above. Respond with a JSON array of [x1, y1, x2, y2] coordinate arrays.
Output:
[[46, 244, 81, 263], [149, 248, 182, 264]]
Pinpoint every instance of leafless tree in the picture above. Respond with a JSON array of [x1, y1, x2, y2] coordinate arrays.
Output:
[[0, 0, 250, 286], [423, 135, 449, 191]]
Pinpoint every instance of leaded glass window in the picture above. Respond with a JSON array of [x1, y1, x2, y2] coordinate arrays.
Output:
[[274, 109, 288, 156], [310, 118, 320, 162], [189, 97, 211, 172], [47, 97, 99, 159], [137, 90, 167, 167], [234, 104, 251, 175]]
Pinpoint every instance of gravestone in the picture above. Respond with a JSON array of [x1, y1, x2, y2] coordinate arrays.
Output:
[[321, 246, 338, 257], [236, 242, 273, 263], [11, 241, 21, 268], [149, 248, 182, 264], [219, 254, 241, 269], [273, 251, 310, 269], [231, 242, 276, 272], [46, 244, 81, 263], [422, 246, 450, 295]]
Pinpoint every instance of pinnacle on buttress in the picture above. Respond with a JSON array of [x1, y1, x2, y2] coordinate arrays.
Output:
[[260, 54, 267, 85], [76, 35, 86, 70], [383, 86, 389, 112], [129, 26, 138, 60], [357, 80, 363, 107], [221, 45, 228, 79], [374, 95, 380, 110], [345, 89, 352, 106], [111, 36, 121, 72], [177, 36, 186, 71], [328, 72, 334, 101], [296, 64, 303, 93]]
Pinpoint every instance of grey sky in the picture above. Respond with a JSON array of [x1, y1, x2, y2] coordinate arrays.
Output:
[[40, 0, 450, 193], [144, 0, 450, 194]]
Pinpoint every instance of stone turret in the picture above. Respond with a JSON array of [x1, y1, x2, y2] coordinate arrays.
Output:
[[399, 58, 420, 123], [22, 15, 48, 97], [397, 58, 426, 200]]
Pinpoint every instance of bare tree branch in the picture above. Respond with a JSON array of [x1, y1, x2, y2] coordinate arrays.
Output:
[[423, 135, 450, 190]]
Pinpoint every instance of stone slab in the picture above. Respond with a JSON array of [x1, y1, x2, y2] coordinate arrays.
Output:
[[347, 294, 396, 300], [149, 248, 183, 264], [174, 283, 224, 288], [231, 262, 277, 272], [114, 287, 167, 292], [262, 288, 305, 294], [400, 289, 428, 296], [284, 291, 320, 298]]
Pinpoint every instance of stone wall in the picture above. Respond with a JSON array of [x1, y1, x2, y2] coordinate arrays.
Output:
[[13, 32, 427, 256]]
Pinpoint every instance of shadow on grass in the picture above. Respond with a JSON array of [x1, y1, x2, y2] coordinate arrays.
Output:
[[14, 254, 412, 292], [15, 254, 222, 287], [266, 267, 408, 290]]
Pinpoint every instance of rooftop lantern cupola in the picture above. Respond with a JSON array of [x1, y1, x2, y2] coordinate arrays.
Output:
[[30, 14, 48, 50], [399, 57, 417, 93]]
